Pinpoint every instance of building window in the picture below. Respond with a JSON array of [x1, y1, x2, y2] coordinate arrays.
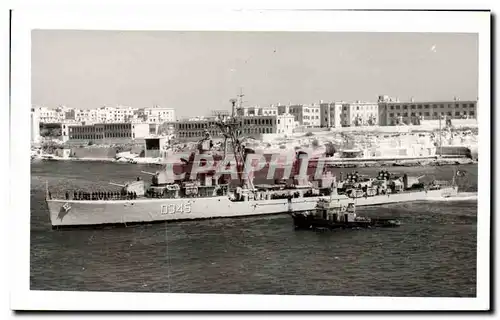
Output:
[[403, 106, 408, 110], [390, 106, 394, 110], [417, 105, 423, 109], [389, 113, 394, 118], [470, 104, 475, 108], [469, 111, 475, 116], [396, 105, 400, 110], [440, 104, 444, 108]]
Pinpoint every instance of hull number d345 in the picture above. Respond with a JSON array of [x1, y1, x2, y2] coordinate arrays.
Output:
[[161, 203, 192, 215]]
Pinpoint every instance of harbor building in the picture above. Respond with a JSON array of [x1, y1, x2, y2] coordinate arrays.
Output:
[[320, 101, 343, 128], [61, 122, 150, 144], [79, 106, 139, 123], [138, 106, 176, 123], [319, 101, 378, 128], [288, 104, 321, 128], [340, 101, 379, 127], [211, 110, 231, 117], [37, 106, 64, 123], [377, 95, 478, 126], [174, 114, 296, 141], [35, 105, 175, 125], [236, 104, 281, 117]]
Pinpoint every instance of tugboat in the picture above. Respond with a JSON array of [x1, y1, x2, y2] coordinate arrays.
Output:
[[292, 187, 401, 231]]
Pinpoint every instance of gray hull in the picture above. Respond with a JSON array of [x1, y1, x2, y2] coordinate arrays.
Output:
[[47, 196, 324, 226], [350, 187, 459, 206], [46, 187, 459, 227]]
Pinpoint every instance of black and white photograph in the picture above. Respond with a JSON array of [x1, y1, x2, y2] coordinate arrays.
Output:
[[8, 6, 491, 311]]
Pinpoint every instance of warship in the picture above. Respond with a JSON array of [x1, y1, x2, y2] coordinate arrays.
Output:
[[45, 98, 464, 228]]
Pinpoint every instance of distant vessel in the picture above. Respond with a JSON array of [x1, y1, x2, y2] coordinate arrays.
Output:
[[45, 98, 465, 228]]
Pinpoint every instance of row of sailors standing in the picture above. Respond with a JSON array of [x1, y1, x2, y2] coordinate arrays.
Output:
[[65, 191, 138, 200]]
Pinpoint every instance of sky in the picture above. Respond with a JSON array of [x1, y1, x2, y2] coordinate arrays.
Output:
[[31, 31, 478, 118]]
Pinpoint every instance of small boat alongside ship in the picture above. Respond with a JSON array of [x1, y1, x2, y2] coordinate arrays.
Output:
[[292, 191, 401, 231]]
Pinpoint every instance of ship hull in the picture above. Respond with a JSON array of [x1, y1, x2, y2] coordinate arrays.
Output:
[[350, 187, 458, 206], [47, 196, 324, 226], [46, 187, 459, 227]]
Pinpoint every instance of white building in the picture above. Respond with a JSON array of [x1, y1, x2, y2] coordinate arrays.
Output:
[[174, 112, 296, 141], [340, 101, 379, 127], [287, 104, 321, 127], [142, 106, 176, 123], [276, 114, 296, 134], [37, 106, 62, 123], [320, 101, 343, 128], [61, 122, 150, 143]]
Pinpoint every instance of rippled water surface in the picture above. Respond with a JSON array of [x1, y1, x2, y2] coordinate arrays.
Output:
[[31, 162, 478, 296]]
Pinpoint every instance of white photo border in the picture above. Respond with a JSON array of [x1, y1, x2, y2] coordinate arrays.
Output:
[[10, 7, 491, 311]]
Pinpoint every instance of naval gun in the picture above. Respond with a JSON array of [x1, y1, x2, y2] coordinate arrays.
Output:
[[142, 169, 177, 186], [109, 179, 145, 196]]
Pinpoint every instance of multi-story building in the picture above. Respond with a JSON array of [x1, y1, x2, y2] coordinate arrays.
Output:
[[235, 105, 261, 117], [260, 105, 279, 116], [36, 105, 176, 125], [211, 110, 231, 117], [174, 114, 296, 141], [141, 106, 176, 123], [377, 95, 478, 126], [61, 122, 150, 144], [235, 104, 281, 117], [37, 106, 63, 123], [275, 114, 296, 134], [340, 101, 379, 127], [288, 104, 321, 127], [319, 101, 343, 128], [174, 117, 222, 140], [78, 106, 138, 124]]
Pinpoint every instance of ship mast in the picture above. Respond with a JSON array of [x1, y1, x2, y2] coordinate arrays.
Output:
[[216, 93, 251, 189]]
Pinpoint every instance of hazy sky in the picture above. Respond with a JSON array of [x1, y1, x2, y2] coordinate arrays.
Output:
[[32, 31, 478, 118]]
